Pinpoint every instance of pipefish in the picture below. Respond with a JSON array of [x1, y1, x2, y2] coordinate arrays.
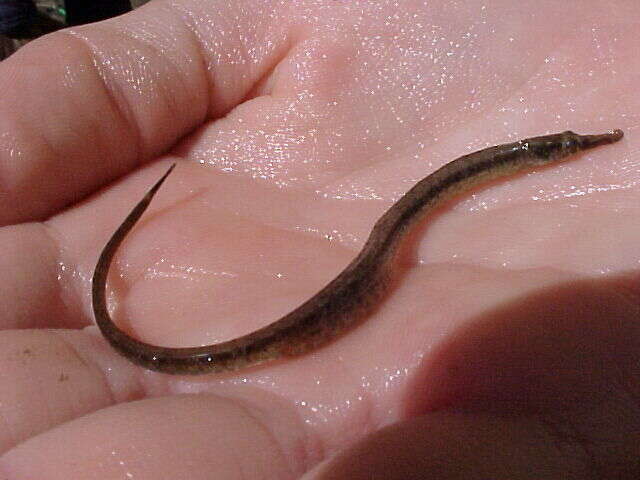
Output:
[[92, 129, 624, 374]]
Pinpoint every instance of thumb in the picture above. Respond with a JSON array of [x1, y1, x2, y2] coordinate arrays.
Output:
[[306, 275, 640, 479]]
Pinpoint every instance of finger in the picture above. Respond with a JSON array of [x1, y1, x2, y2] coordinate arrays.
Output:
[[0, 0, 290, 225], [0, 327, 317, 478], [0, 391, 313, 479], [0, 223, 69, 329], [0, 330, 120, 453]]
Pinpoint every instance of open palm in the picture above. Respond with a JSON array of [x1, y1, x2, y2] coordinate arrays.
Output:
[[0, 1, 639, 478]]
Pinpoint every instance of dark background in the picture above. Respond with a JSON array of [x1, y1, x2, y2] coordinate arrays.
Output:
[[1, 0, 153, 59]]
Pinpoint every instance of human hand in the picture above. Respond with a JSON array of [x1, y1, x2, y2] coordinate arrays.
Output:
[[0, 1, 638, 478]]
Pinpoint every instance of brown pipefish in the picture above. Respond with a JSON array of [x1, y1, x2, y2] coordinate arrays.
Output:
[[92, 129, 624, 374]]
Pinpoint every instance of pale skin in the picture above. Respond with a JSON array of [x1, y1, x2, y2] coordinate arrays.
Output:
[[0, 1, 639, 479]]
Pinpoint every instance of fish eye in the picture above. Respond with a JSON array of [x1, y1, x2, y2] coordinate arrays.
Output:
[[562, 136, 579, 152]]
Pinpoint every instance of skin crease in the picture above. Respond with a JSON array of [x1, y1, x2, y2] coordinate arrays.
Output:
[[0, 1, 638, 479]]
